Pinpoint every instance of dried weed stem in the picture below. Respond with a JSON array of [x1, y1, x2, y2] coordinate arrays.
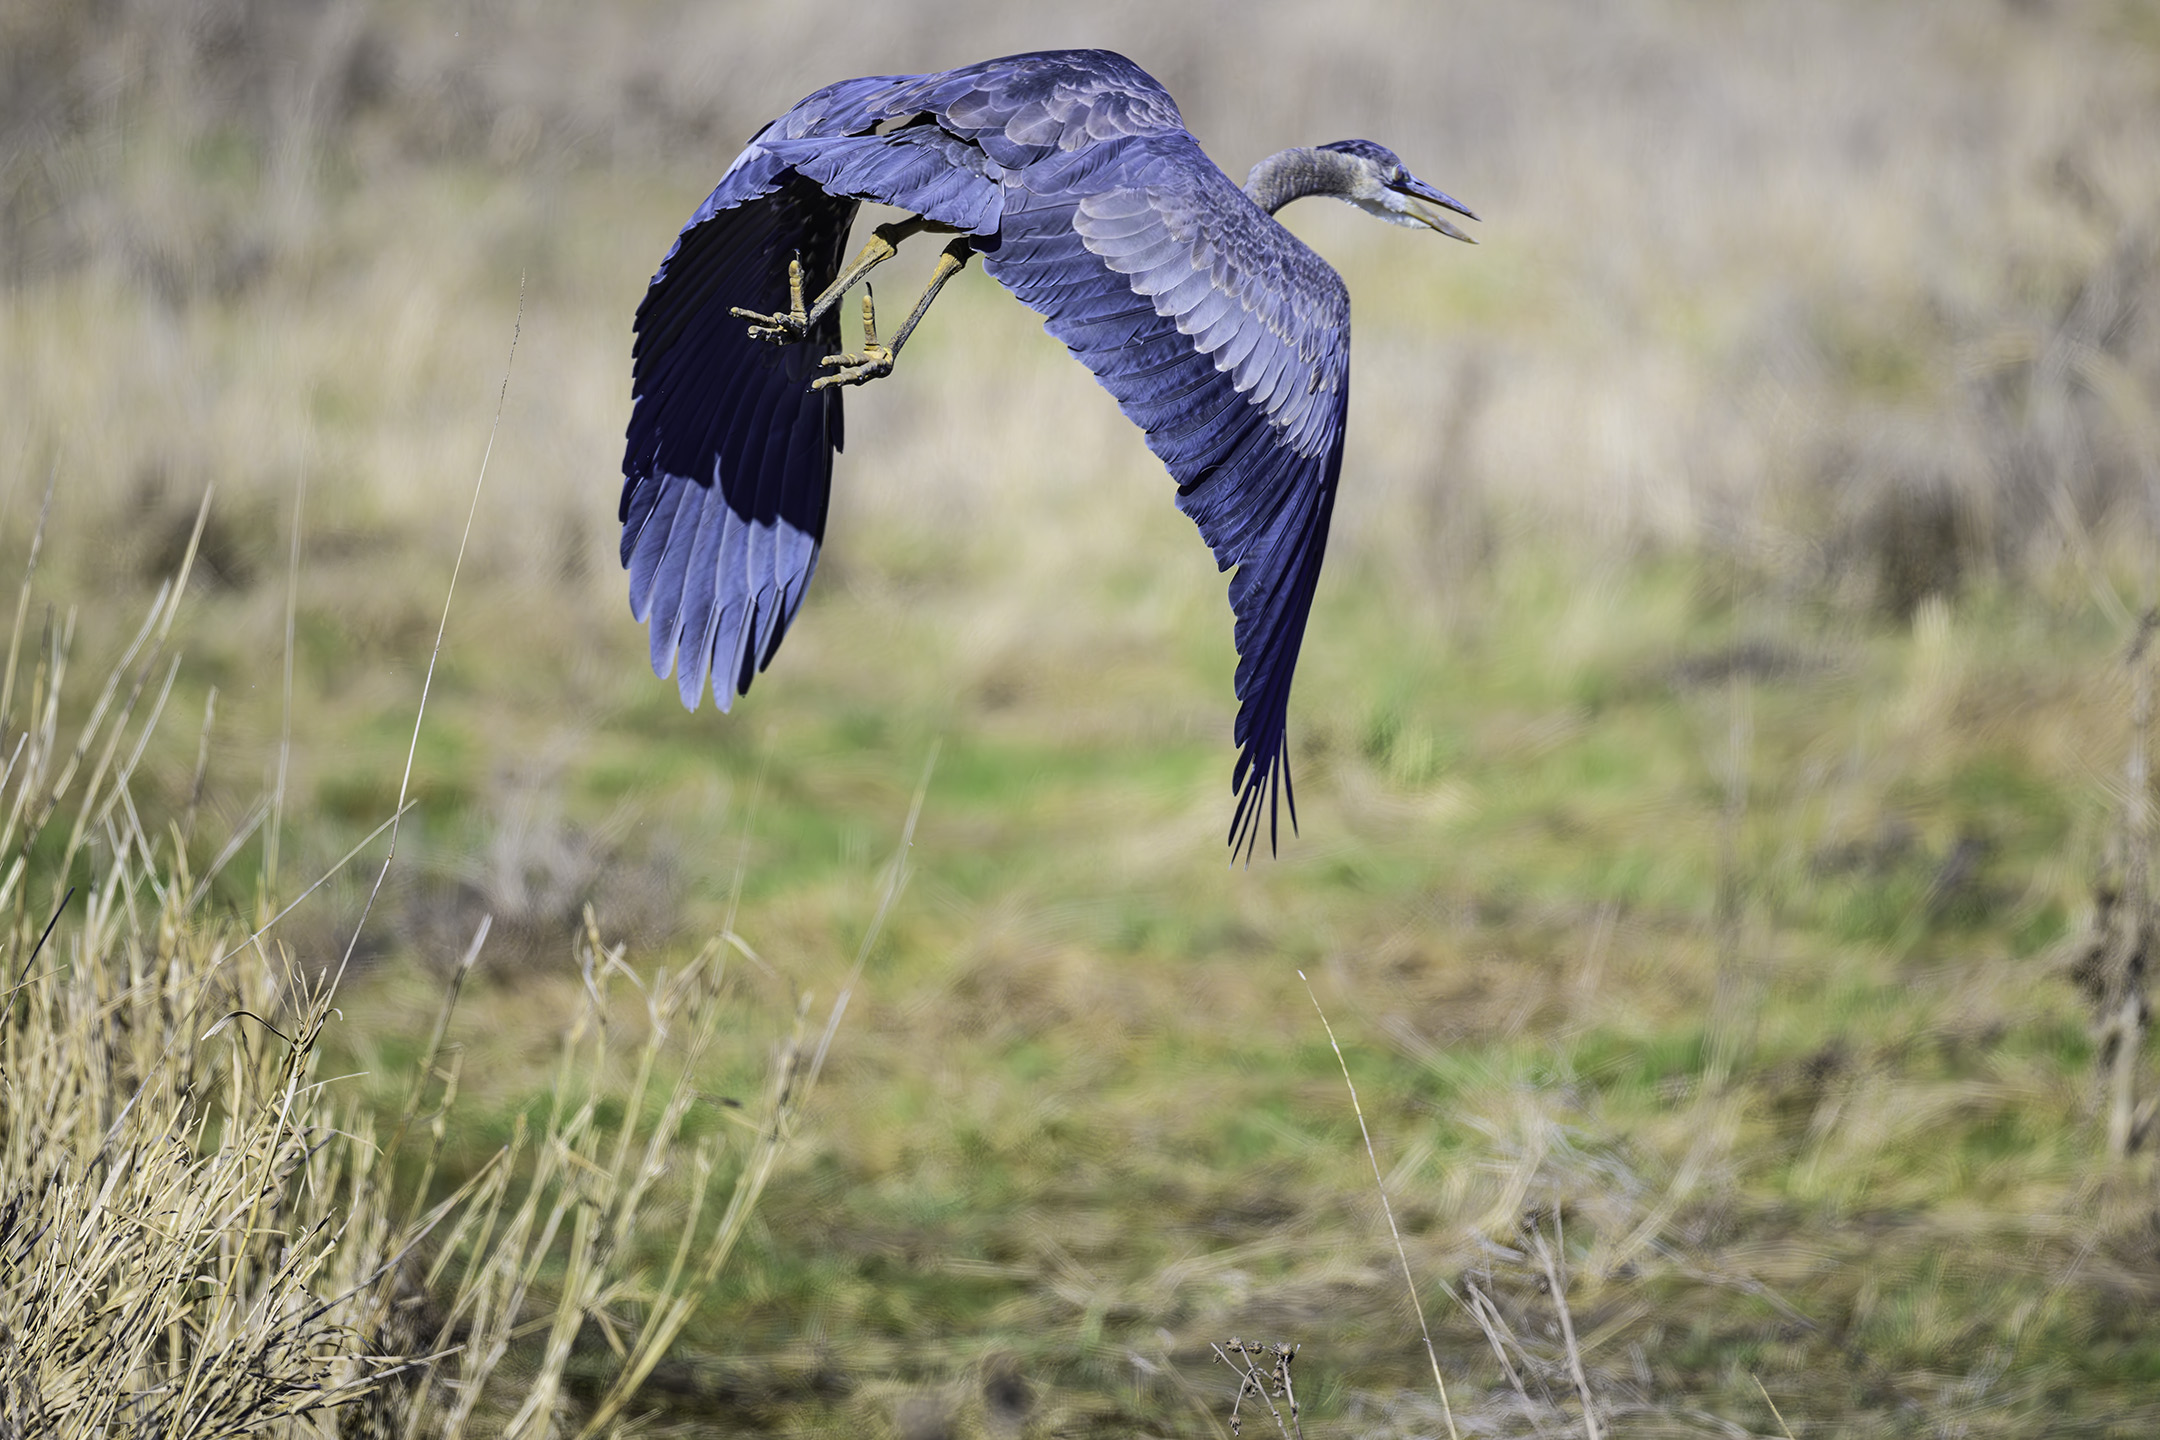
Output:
[[1300, 971, 1461, 1440]]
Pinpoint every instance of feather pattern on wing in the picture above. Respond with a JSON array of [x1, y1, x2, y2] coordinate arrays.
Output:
[[980, 132, 1351, 859], [621, 49, 1357, 854], [621, 169, 857, 710]]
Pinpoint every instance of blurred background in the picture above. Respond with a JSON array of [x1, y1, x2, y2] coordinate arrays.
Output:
[[7, 0, 2160, 1433]]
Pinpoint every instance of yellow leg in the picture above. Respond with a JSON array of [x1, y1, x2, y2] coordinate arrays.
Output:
[[813, 238, 974, 390], [732, 217, 955, 344]]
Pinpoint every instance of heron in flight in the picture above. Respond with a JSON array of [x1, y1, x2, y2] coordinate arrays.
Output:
[[619, 49, 1476, 857]]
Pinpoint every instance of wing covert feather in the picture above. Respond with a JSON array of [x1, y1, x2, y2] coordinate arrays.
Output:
[[622, 50, 1358, 853], [978, 134, 1351, 856]]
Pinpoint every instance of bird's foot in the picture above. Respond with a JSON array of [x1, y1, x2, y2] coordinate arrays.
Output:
[[811, 292, 895, 389], [812, 343, 893, 390], [731, 255, 810, 344]]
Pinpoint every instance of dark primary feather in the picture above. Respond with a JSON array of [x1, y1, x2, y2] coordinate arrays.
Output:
[[622, 170, 856, 709], [620, 49, 1358, 855]]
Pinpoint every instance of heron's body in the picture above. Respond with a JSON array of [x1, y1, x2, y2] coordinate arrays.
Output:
[[619, 49, 1474, 855]]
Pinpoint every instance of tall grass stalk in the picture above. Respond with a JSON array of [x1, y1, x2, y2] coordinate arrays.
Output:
[[1299, 971, 1461, 1440], [336, 277, 521, 991], [0, 484, 861, 1433]]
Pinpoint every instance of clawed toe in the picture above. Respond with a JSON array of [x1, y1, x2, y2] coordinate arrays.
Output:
[[737, 315, 805, 344], [812, 345, 894, 390], [732, 256, 809, 345], [810, 292, 897, 389]]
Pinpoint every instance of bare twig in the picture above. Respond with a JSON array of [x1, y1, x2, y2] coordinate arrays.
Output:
[[335, 273, 523, 991], [1753, 1375, 1796, 1439], [1530, 1219, 1601, 1440], [0, 884, 72, 1028], [1300, 971, 1462, 1440], [1465, 1280, 1550, 1435], [267, 436, 308, 902], [1212, 1338, 1303, 1440]]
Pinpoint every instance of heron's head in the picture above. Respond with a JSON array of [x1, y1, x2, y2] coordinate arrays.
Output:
[[1316, 139, 1478, 243]]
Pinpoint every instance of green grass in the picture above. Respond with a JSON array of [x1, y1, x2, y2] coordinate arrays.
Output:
[[14, 2, 2160, 1429], [16, 469, 2140, 1433], [219, 544, 2135, 1437]]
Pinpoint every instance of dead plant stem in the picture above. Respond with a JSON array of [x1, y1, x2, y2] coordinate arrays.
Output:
[[1300, 970, 1461, 1440]]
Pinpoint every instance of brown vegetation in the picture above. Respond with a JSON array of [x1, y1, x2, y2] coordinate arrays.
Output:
[[8, 1, 2160, 1435]]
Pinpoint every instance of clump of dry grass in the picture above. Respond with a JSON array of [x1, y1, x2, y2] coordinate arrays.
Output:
[[0, 497, 891, 1435], [0, 503, 406, 1434], [14, 4, 2160, 1433]]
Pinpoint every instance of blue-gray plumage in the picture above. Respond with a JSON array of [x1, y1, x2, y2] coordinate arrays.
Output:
[[620, 49, 1476, 858]]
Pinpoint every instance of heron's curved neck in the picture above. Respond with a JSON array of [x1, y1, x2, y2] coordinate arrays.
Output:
[[1243, 147, 1362, 216]]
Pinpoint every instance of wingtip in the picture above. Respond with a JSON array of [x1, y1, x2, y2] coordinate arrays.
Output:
[[1225, 747, 1300, 864]]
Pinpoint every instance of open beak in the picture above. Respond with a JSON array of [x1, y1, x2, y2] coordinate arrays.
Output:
[[1391, 179, 1480, 244]]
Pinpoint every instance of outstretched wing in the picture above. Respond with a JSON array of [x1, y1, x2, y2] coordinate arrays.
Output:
[[620, 77, 1007, 712], [625, 51, 1349, 857], [621, 165, 857, 711], [980, 133, 1352, 859]]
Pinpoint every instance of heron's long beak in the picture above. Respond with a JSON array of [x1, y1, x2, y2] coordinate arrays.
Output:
[[1390, 179, 1479, 244]]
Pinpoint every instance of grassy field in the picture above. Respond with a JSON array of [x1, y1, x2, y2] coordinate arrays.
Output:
[[9, 0, 2160, 1435]]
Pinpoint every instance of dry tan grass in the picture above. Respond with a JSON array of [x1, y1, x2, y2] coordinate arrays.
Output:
[[8, 3, 2160, 1435], [0, 515, 885, 1436]]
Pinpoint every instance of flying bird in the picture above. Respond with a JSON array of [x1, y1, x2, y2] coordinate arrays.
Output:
[[618, 49, 1476, 857]]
